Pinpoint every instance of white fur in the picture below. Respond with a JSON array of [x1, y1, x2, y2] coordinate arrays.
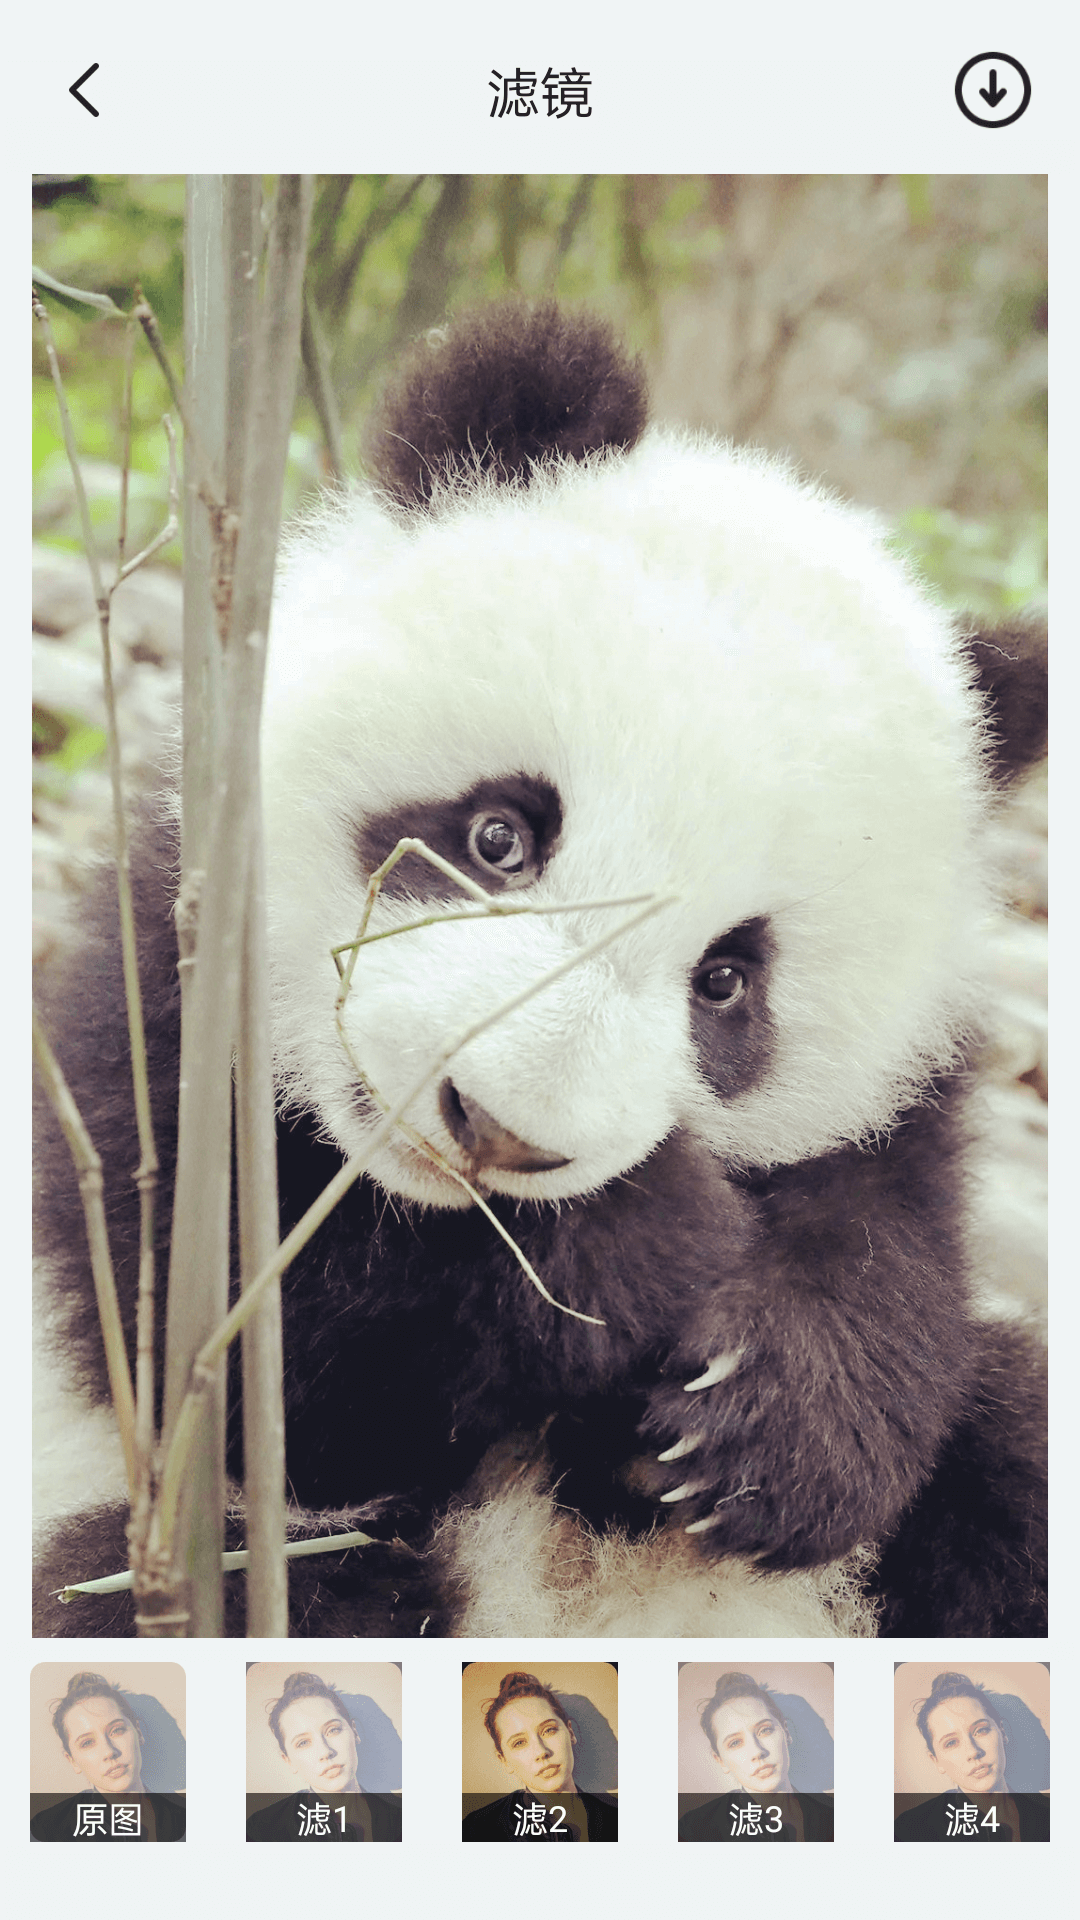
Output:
[[437, 1471, 878, 1638], [261, 430, 990, 1208], [33, 1286, 128, 1537]]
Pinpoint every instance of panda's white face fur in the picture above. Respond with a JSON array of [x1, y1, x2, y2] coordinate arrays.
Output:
[[260, 430, 989, 1208]]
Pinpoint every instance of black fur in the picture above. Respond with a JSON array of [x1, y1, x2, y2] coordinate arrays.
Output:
[[364, 302, 649, 506], [869, 1320, 1048, 1637], [965, 618, 1048, 787]]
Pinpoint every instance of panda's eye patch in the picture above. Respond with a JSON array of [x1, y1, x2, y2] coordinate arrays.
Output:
[[355, 773, 562, 899], [468, 813, 530, 874], [694, 961, 747, 1006], [690, 919, 770, 1014], [688, 917, 773, 1098]]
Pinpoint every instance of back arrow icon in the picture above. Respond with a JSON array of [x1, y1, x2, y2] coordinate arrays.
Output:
[[69, 64, 100, 116]]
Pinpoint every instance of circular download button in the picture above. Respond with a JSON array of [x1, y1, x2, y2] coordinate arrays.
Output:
[[955, 53, 1031, 127]]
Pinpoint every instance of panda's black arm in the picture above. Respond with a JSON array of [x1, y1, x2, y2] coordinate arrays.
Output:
[[868, 1316, 1046, 1636], [34, 804, 183, 1404], [643, 1078, 990, 1569]]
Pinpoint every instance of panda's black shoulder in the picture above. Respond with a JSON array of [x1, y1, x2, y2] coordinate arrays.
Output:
[[364, 300, 649, 507], [964, 615, 1048, 787]]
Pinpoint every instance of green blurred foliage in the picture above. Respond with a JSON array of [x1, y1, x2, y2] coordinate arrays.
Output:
[[898, 175, 933, 227], [994, 280, 1048, 352], [33, 177, 184, 490], [892, 508, 1047, 619], [33, 708, 106, 779], [33, 171, 1047, 796], [34, 173, 731, 549]]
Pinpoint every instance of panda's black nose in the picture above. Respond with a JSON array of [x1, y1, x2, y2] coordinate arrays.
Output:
[[438, 1079, 572, 1173]]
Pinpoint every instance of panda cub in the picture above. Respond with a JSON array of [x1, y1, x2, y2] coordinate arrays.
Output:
[[34, 302, 1046, 1639]]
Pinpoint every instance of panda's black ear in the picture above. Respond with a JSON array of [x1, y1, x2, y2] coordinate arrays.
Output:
[[365, 300, 649, 508], [964, 616, 1048, 787]]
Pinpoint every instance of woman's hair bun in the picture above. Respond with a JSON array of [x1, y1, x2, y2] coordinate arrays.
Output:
[[65, 1670, 110, 1693]]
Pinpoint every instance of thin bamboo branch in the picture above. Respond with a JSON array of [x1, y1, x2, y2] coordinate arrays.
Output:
[[132, 287, 226, 520], [33, 295, 162, 1182], [331, 890, 664, 967], [121, 418, 181, 1517], [131, 293, 190, 443], [31, 266, 125, 314], [33, 292, 162, 1511], [32, 294, 107, 603], [117, 417, 179, 581], [548, 176, 595, 290], [375, 1103, 607, 1327], [311, 176, 354, 264], [301, 286, 345, 482], [56, 1529, 378, 1602], [237, 811, 288, 1636], [117, 322, 135, 570], [32, 1014, 137, 1492], [320, 175, 426, 322]]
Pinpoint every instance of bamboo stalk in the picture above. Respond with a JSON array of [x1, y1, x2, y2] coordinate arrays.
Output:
[[230, 176, 313, 1636], [164, 176, 313, 1632], [160, 175, 244, 1636]]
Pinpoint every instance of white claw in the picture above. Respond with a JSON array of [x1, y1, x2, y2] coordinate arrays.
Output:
[[657, 1434, 700, 1463], [659, 1480, 702, 1504], [685, 1514, 723, 1535], [684, 1349, 743, 1392]]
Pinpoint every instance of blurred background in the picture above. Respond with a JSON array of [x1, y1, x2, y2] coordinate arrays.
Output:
[[32, 172, 1047, 1306]]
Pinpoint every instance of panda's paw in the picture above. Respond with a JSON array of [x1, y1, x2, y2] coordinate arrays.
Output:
[[645, 1364, 874, 1567]]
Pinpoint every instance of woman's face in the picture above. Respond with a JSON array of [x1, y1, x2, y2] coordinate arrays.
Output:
[[277, 1695, 360, 1792], [926, 1695, 1007, 1792], [708, 1695, 792, 1794], [63, 1695, 144, 1794], [495, 1695, 577, 1793]]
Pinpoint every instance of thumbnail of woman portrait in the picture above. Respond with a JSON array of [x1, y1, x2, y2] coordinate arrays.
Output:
[[245, 1663, 402, 1841], [677, 1663, 834, 1842], [29, 1663, 186, 1841], [893, 1664, 1050, 1842], [462, 1663, 618, 1841]]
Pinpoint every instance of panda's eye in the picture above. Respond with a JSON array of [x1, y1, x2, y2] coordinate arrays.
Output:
[[467, 813, 529, 874], [693, 961, 748, 1007]]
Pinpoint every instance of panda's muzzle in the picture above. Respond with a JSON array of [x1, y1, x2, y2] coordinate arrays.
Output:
[[438, 1078, 572, 1174]]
